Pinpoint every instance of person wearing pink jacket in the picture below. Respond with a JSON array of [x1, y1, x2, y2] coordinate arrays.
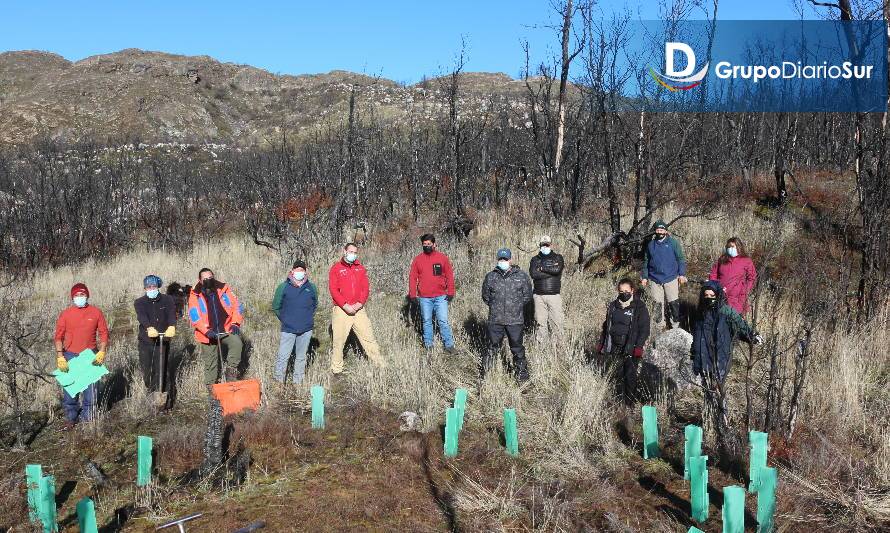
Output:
[[708, 237, 757, 315]]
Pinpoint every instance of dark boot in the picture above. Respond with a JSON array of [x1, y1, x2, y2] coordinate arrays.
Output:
[[667, 299, 682, 328], [513, 357, 530, 384]]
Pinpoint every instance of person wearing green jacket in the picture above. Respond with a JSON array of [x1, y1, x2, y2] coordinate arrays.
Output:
[[640, 220, 688, 329], [271, 260, 318, 384]]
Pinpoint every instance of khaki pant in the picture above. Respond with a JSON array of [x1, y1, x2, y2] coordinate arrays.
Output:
[[648, 278, 680, 327], [533, 293, 565, 344], [200, 333, 243, 385], [330, 306, 384, 374]]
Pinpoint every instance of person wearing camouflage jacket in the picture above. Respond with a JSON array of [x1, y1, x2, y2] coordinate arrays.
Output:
[[481, 248, 533, 383]]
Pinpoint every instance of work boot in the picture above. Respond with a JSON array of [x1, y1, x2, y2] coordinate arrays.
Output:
[[513, 358, 530, 384], [224, 366, 239, 382]]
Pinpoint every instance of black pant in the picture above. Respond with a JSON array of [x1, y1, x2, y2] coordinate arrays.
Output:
[[138, 339, 172, 393], [485, 323, 529, 379], [615, 351, 639, 405]]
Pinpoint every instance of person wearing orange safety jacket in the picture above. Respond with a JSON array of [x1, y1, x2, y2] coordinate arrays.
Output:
[[188, 268, 244, 384]]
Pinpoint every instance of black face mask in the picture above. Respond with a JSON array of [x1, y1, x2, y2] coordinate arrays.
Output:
[[422, 245, 434, 254], [618, 292, 632, 302], [705, 297, 718, 309], [202, 278, 216, 291]]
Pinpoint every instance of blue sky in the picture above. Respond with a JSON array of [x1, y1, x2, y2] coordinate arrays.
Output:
[[1, 1, 816, 82]]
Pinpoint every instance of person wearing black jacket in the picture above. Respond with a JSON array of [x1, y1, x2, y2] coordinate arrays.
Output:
[[529, 235, 566, 345], [597, 278, 651, 405], [134, 275, 177, 393]]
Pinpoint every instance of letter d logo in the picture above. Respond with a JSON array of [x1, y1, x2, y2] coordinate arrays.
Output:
[[666, 42, 696, 77]]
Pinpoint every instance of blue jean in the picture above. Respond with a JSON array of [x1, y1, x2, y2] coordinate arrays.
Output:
[[275, 330, 312, 384], [418, 296, 455, 348], [61, 351, 97, 422]]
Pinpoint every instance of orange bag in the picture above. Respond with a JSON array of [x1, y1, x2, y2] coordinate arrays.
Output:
[[211, 379, 261, 416]]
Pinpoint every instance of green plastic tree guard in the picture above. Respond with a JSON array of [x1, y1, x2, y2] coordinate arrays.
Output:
[[503, 408, 519, 457], [690, 455, 709, 523], [311, 385, 325, 429], [76, 497, 98, 533], [39, 475, 57, 533], [722, 485, 746, 533], [137, 435, 153, 487], [641, 405, 659, 459], [25, 464, 42, 523], [444, 407, 460, 457], [688, 527, 706, 533], [749, 431, 769, 491], [684, 425, 703, 480], [454, 388, 468, 432], [756, 466, 778, 533]]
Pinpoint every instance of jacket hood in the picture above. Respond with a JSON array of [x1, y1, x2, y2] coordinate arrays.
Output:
[[700, 280, 727, 307]]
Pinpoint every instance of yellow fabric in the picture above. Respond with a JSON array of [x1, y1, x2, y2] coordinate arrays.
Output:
[[56, 355, 69, 372], [94, 350, 106, 365], [330, 306, 384, 374], [164, 325, 176, 338], [147, 327, 159, 338]]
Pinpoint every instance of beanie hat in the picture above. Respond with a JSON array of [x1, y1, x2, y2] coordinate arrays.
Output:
[[71, 283, 89, 298], [292, 259, 307, 269], [653, 220, 668, 231], [143, 274, 162, 288]]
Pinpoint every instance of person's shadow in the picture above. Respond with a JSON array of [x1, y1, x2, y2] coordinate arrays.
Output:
[[400, 296, 425, 340]]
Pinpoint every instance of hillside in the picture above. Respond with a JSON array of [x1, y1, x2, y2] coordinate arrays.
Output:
[[0, 49, 536, 145]]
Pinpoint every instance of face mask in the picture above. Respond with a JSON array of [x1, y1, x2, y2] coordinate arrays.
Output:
[[540, 246, 551, 255], [73, 296, 88, 308], [202, 278, 215, 290], [422, 245, 434, 254], [146, 289, 160, 299], [497, 260, 510, 271], [345, 252, 358, 263], [292, 271, 306, 281], [618, 292, 632, 302], [726, 247, 738, 257], [705, 297, 718, 309]]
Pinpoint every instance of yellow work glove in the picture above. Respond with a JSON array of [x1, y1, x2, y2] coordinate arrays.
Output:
[[147, 327, 159, 338], [56, 355, 69, 372], [164, 325, 176, 338], [93, 351, 106, 366]]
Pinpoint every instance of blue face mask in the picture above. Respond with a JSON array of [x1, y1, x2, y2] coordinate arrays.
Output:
[[345, 252, 358, 264], [146, 289, 160, 299], [73, 296, 88, 308], [727, 247, 738, 258], [540, 246, 551, 255], [497, 260, 510, 271], [292, 271, 306, 281]]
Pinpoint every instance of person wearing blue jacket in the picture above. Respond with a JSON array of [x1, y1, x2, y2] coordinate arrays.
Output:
[[691, 280, 762, 384], [640, 220, 687, 328], [271, 260, 318, 385]]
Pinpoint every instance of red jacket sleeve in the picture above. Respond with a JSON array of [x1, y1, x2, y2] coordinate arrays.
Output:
[[408, 256, 420, 298], [745, 258, 758, 292], [96, 309, 109, 346], [443, 256, 456, 297], [329, 265, 347, 308], [357, 267, 370, 304], [708, 261, 719, 281]]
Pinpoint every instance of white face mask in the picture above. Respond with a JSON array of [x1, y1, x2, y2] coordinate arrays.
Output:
[[345, 252, 358, 263], [540, 246, 551, 255], [292, 271, 306, 281], [73, 296, 88, 308], [726, 246, 738, 258], [497, 260, 510, 271], [146, 288, 160, 299]]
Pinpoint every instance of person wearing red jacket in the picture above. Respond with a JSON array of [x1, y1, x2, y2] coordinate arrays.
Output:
[[708, 237, 758, 315], [408, 234, 457, 353], [328, 243, 385, 376], [54, 283, 109, 428]]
